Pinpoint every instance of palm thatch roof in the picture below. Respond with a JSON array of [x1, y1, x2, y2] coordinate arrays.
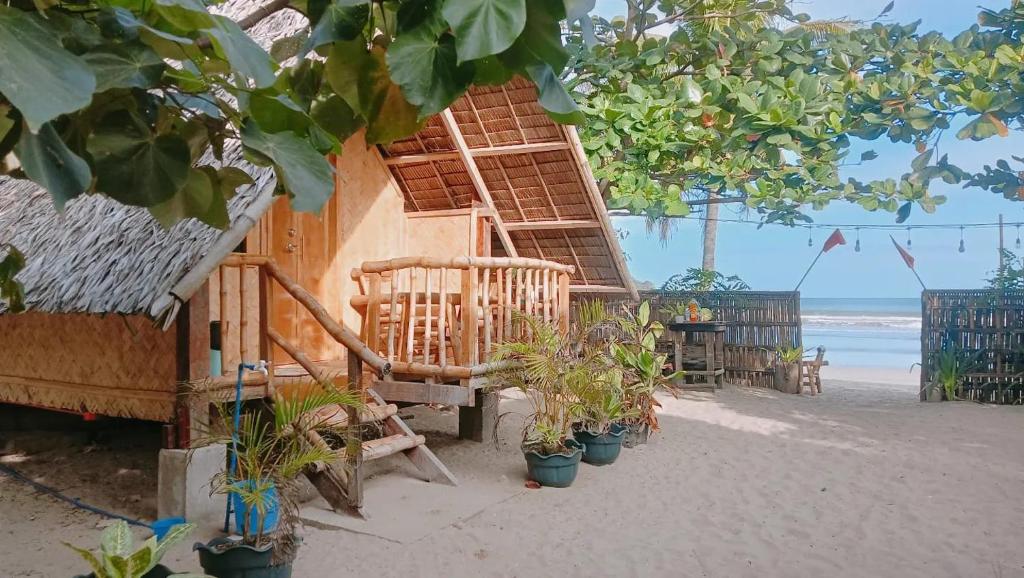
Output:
[[0, 2, 634, 319]]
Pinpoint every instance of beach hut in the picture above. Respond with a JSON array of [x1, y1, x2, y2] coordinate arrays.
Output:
[[0, 74, 635, 516]]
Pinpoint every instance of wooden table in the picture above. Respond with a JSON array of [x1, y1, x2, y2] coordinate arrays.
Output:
[[667, 321, 726, 391]]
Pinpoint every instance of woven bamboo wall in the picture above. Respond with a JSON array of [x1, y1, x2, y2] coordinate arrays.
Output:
[[597, 291, 802, 388], [921, 290, 1024, 404], [0, 313, 178, 421]]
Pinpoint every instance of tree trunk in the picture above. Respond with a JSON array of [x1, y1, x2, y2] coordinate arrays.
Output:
[[702, 192, 719, 271]]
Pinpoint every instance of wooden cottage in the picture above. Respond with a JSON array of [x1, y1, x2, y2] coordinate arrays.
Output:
[[0, 71, 634, 511]]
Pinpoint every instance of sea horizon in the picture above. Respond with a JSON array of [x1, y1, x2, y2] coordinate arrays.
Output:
[[800, 297, 921, 370]]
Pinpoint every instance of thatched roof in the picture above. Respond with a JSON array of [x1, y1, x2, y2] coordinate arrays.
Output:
[[0, 2, 635, 318], [0, 144, 275, 316]]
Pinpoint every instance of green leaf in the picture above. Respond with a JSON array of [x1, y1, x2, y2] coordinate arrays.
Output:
[[525, 64, 584, 124], [500, 0, 568, 71], [105, 7, 195, 45], [241, 121, 334, 213], [472, 55, 515, 86], [100, 520, 132, 558], [206, 15, 276, 89], [14, 122, 92, 211], [311, 94, 365, 142], [63, 543, 104, 577], [84, 44, 166, 92], [153, 0, 215, 29], [0, 6, 96, 132], [735, 92, 758, 114], [326, 41, 424, 144], [387, 15, 473, 119], [860, 150, 878, 161], [217, 167, 254, 199], [149, 167, 228, 229], [442, 0, 527, 63], [87, 111, 191, 207], [302, 1, 368, 56], [127, 538, 156, 576], [153, 523, 194, 562]]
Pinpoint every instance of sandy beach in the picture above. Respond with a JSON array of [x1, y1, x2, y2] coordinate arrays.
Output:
[[4, 368, 1024, 578]]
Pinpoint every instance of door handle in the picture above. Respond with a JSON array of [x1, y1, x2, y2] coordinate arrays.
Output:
[[286, 242, 297, 253]]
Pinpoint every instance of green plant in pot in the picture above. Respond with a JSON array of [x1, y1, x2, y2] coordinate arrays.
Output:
[[572, 368, 636, 465], [192, 383, 361, 577], [67, 520, 204, 578], [493, 304, 611, 487], [611, 301, 681, 447], [773, 346, 803, 394]]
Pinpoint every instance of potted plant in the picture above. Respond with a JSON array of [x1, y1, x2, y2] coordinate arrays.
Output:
[[67, 520, 201, 578], [493, 302, 611, 487], [773, 346, 803, 394], [611, 301, 681, 447], [572, 369, 633, 465], [192, 383, 361, 577]]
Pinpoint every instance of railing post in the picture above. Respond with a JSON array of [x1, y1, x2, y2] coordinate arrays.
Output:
[[558, 272, 570, 333], [366, 273, 382, 356], [346, 352, 364, 510], [461, 267, 479, 365]]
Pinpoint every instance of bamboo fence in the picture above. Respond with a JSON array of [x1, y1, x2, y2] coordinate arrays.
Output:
[[921, 290, 1024, 404], [599, 291, 802, 388]]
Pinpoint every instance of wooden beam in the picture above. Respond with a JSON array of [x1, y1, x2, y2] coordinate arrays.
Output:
[[370, 379, 475, 406], [469, 141, 572, 157], [439, 109, 518, 257], [382, 151, 461, 166], [569, 284, 632, 294], [406, 207, 476, 219], [504, 220, 602, 231]]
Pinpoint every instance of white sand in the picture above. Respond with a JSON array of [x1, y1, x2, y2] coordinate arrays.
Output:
[[5, 371, 1024, 577]]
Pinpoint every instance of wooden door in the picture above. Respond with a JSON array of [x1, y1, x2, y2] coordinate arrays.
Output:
[[270, 195, 341, 363]]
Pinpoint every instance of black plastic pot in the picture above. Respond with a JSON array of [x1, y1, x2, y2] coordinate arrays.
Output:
[[573, 423, 627, 465], [76, 565, 174, 578], [621, 422, 651, 448], [195, 538, 293, 578], [522, 439, 584, 488]]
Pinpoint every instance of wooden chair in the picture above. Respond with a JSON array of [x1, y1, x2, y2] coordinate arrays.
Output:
[[800, 347, 826, 395]]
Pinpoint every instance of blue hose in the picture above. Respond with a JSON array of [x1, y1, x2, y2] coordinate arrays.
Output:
[[224, 362, 265, 533], [0, 462, 150, 528]]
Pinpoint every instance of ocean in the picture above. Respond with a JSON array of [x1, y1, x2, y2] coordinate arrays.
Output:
[[801, 297, 921, 369]]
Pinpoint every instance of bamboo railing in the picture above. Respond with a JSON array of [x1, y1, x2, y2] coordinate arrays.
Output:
[[352, 256, 574, 381]]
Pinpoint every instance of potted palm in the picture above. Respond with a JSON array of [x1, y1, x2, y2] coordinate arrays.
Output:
[[572, 368, 633, 465], [611, 301, 681, 447], [773, 346, 803, 394], [192, 383, 360, 577], [493, 303, 610, 487]]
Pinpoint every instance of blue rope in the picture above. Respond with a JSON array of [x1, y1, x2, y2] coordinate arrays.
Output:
[[0, 462, 151, 528]]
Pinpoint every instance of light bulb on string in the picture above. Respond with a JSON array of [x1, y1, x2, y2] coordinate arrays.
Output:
[[959, 226, 966, 253], [855, 228, 861, 252], [906, 226, 912, 249], [1016, 224, 1021, 249], [807, 226, 813, 247]]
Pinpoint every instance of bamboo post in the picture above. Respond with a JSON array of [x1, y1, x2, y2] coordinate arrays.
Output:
[[423, 268, 434, 365], [482, 268, 491, 362], [346, 353, 364, 510], [239, 265, 249, 362], [387, 273, 399, 362], [504, 267, 514, 338], [542, 269, 551, 324], [461, 267, 479, 365], [366, 273, 382, 356], [495, 268, 504, 344], [438, 268, 448, 367], [558, 272, 570, 333], [406, 268, 417, 363], [218, 265, 228, 375]]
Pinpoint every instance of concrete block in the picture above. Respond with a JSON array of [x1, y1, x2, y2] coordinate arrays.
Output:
[[158, 444, 226, 529]]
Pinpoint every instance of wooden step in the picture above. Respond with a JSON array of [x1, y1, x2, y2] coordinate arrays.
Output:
[[314, 402, 398, 427], [361, 433, 425, 461]]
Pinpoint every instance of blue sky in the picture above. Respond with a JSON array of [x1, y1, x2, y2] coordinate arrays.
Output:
[[596, 1, 1023, 297]]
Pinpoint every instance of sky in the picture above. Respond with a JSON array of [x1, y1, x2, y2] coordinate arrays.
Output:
[[595, 1, 1022, 298]]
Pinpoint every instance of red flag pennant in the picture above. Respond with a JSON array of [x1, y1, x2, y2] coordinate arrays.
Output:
[[889, 235, 915, 269], [823, 228, 846, 253]]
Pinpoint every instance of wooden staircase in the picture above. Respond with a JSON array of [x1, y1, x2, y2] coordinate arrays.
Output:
[[213, 254, 456, 517]]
